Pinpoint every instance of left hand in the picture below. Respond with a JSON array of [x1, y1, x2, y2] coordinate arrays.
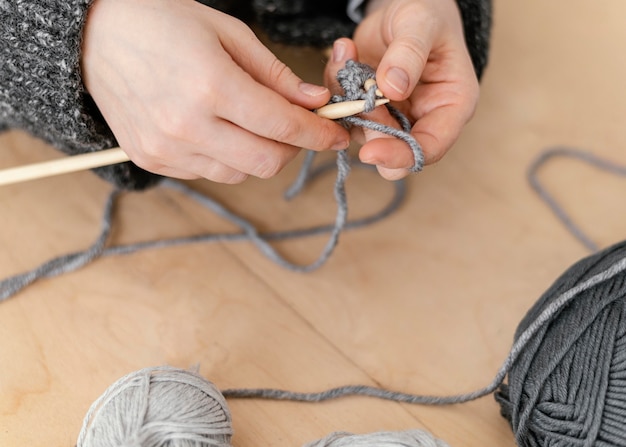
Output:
[[324, 0, 479, 180]]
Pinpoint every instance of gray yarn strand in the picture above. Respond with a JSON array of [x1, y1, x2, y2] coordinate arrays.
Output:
[[527, 146, 626, 252], [0, 190, 119, 301], [0, 159, 407, 301], [223, 255, 626, 405], [160, 149, 350, 273], [284, 149, 318, 200]]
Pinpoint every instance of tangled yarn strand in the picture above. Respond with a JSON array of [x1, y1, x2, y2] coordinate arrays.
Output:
[[0, 60, 422, 300]]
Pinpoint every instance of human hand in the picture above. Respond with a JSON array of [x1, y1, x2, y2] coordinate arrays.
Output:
[[324, 0, 479, 180], [81, 0, 349, 184]]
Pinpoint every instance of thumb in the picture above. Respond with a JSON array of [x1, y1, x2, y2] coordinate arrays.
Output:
[[375, 17, 433, 101]]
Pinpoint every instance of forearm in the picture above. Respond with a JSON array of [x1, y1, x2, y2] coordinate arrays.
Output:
[[0, 0, 158, 189]]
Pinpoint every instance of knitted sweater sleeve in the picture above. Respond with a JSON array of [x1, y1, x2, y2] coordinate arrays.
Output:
[[0, 1, 159, 189], [455, 0, 492, 80]]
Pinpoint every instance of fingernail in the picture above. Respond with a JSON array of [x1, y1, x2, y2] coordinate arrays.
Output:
[[385, 67, 409, 95], [299, 82, 328, 97], [332, 40, 346, 63], [331, 139, 350, 150]]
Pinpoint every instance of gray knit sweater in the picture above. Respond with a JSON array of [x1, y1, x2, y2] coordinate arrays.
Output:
[[0, 0, 491, 189]]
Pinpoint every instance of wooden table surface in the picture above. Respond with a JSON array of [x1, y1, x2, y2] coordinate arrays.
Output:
[[2, 1, 626, 446]]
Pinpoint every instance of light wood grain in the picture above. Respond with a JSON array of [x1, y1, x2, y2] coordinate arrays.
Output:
[[3, 1, 626, 446]]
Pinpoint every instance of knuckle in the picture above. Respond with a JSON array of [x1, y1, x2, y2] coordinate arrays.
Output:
[[268, 117, 300, 144], [267, 58, 295, 85], [138, 137, 171, 161], [202, 162, 248, 184], [222, 172, 249, 185], [128, 149, 164, 173], [396, 36, 429, 71], [254, 147, 297, 179], [255, 154, 286, 179], [151, 107, 187, 141]]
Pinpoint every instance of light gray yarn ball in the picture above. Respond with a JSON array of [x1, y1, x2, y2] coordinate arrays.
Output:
[[77, 366, 233, 447]]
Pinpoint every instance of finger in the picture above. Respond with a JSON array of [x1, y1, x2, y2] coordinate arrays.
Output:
[[188, 118, 301, 179], [357, 104, 418, 170], [183, 155, 250, 184], [323, 38, 359, 95], [374, 9, 436, 101], [218, 20, 331, 110], [131, 152, 249, 184], [208, 54, 349, 152], [359, 137, 417, 169], [376, 166, 411, 181], [131, 117, 300, 180], [410, 102, 473, 164]]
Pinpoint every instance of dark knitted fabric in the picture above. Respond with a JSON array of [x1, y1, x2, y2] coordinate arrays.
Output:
[[0, 0, 160, 189], [0, 0, 491, 190], [251, 0, 356, 47], [455, 0, 492, 80]]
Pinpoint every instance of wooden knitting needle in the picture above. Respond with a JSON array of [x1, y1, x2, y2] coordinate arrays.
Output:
[[315, 98, 389, 119], [0, 98, 390, 186], [0, 148, 130, 186], [363, 79, 384, 98]]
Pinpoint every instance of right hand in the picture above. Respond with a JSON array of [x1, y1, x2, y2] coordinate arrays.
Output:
[[81, 0, 350, 183]]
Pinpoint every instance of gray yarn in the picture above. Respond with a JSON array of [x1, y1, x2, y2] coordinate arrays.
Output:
[[304, 430, 449, 447], [222, 253, 626, 406], [0, 190, 118, 300], [74, 246, 626, 447], [495, 240, 626, 446], [0, 61, 423, 300], [77, 366, 233, 447], [0, 160, 406, 301], [78, 366, 450, 447], [527, 146, 626, 252], [332, 61, 424, 173]]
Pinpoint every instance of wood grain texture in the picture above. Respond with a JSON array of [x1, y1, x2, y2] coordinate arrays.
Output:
[[2, 1, 626, 446]]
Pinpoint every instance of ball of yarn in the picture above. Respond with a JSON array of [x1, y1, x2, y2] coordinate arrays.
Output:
[[304, 430, 450, 447], [77, 366, 233, 447], [495, 241, 626, 446]]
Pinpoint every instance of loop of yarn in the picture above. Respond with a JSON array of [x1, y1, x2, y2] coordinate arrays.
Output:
[[77, 366, 233, 447], [303, 430, 449, 447], [527, 146, 626, 252]]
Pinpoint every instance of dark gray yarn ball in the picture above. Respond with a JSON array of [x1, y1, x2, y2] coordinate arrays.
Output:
[[496, 241, 626, 446]]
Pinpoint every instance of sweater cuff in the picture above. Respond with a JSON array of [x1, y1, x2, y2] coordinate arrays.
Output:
[[455, 0, 492, 80], [0, 0, 159, 189]]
